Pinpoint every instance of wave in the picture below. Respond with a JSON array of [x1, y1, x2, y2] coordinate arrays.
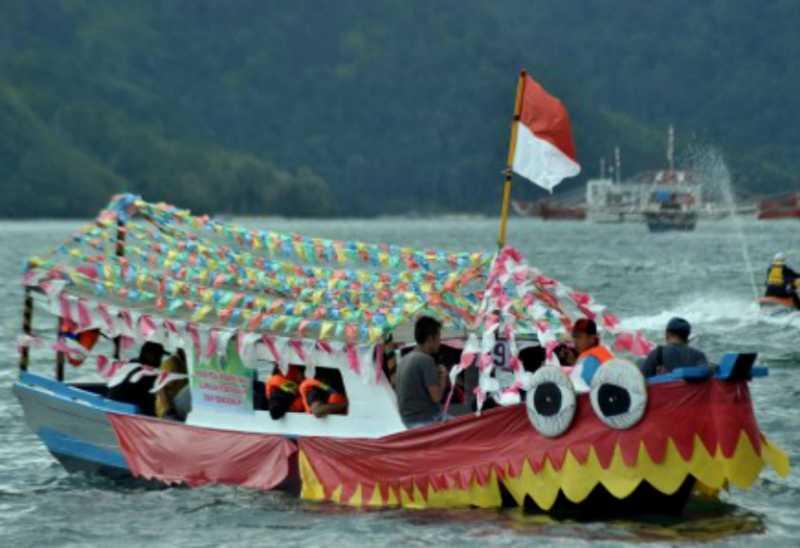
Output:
[[620, 292, 800, 333]]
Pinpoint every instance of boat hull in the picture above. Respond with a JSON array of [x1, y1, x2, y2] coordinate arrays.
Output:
[[12, 371, 788, 518], [758, 209, 800, 220], [757, 193, 800, 220], [12, 373, 132, 477], [512, 200, 586, 220], [758, 296, 799, 315], [13, 373, 304, 490], [521, 476, 696, 519], [644, 211, 697, 232]]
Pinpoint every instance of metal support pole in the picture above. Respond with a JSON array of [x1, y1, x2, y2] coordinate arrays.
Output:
[[19, 289, 33, 371], [113, 218, 126, 360], [55, 319, 65, 381]]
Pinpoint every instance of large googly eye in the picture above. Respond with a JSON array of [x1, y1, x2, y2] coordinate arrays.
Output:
[[525, 367, 576, 438], [589, 359, 647, 429]]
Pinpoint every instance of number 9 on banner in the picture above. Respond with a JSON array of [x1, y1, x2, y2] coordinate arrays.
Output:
[[492, 341, 508, 369]]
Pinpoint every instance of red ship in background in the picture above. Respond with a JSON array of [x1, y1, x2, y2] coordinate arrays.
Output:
[[758, 191, 800, 220], [511, 199, 586, 220]]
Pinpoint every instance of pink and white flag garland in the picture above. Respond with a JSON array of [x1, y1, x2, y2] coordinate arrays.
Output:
[[450, 246, 655, 412]]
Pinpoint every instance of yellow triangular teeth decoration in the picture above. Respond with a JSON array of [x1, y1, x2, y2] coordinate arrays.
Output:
[[760, 436, 791, 478], [299, 431, 787, 511]]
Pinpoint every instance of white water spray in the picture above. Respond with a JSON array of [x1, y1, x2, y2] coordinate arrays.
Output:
[[685, 145, 760, 300]]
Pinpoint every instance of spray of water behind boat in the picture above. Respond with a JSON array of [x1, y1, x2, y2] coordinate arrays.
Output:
[[683, 144, 760, 300]]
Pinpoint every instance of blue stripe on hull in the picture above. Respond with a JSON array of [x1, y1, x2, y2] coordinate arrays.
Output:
[[38, 427, 129, 471], [19, 372, 139, 415]]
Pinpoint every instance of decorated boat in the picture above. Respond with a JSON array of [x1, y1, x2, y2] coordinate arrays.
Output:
[[12, 73, 789, 518], [13, 194, 789, 517]]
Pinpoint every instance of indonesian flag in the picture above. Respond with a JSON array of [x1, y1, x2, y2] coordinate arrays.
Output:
[[511, 72, 580, 191]]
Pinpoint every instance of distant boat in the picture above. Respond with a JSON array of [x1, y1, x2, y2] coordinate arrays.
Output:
[[585, 178, 644, 223], [757, 192, 800, 220], [512, 199, 586, 221], [638, 126, 701, 232], [639, 171, 701, 232]]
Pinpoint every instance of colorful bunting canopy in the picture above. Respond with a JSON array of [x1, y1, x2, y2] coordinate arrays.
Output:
[[23, 194, 654, 396]]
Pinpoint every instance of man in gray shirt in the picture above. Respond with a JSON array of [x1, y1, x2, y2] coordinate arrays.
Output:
[[395, 316, 448, 428], [639, 317, 709, 377]]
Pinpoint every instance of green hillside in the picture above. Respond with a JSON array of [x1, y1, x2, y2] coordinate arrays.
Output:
[[1, 0, 797, 217]]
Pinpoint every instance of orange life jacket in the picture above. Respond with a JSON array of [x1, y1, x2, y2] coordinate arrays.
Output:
[[299, 378, 347, 414], [576, 344, 614, 365], [58, 319, 100, 366], [266, 374, 305, 412]]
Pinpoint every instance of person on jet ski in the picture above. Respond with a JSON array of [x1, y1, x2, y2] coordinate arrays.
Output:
[[765, 252, 800, 309]]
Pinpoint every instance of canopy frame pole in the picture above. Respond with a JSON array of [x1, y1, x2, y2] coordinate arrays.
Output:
[[55, 317, 65, 381], [497, 70, 526, 248], [19, 288, 33, 372], [113, 218, 126, 360]]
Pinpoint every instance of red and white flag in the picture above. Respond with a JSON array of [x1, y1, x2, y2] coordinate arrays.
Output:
[[511, 72, 580, 191]]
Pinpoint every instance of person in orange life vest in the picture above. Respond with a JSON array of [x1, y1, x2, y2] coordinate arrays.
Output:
[[265, 365, 305, 419], [568, 318, 614, 392], [58, 318, 101, 366], [299, 370, 348, 418]]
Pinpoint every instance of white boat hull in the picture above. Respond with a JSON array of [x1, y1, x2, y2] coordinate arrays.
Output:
[[13, 373, 132, 475]]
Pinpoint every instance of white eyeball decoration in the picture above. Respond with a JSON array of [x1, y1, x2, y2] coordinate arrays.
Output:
[[589, 359, 647, 430], [525, 367, 577, 438]]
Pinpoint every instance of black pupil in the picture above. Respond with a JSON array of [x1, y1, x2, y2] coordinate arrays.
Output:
[[598, 384, 631, 417], [533, 382, 562, 417]]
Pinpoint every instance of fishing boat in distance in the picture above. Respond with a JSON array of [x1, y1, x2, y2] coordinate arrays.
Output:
[[12, 194, 789, 517], [512, 199, 586, 220], [757, 192, 800, 220], [640, 170, 701, 232], [585, 136, 731, 227], [639, 126, 701, 232]]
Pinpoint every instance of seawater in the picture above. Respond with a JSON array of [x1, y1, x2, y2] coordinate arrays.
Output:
[[1, 217, 798, 547]]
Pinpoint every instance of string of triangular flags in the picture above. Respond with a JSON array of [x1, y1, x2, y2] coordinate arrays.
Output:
[[450, 246, 655, 411]]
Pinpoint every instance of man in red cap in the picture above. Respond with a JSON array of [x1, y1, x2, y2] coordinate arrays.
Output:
[[568, 318, 614, 392]]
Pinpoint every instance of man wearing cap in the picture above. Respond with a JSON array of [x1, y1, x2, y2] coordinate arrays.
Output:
[[765, 252, 800, 309], [639, 317, 708, 377], [568, 318, 614, 392]]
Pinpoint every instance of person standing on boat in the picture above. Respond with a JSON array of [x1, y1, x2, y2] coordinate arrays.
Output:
[[639, 317, 708, 377], [765, 252, 800, 309], [568, 318, 614, 392], [396, 316, 448, 428]]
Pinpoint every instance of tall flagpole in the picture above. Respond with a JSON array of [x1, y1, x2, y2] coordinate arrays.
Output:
[[497, 71, 526, 248]]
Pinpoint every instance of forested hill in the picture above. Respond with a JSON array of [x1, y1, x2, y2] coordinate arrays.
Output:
[[1, 0, 798, 218]]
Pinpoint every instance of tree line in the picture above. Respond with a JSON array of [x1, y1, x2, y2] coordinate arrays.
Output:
[[0, 0, 797, 217]]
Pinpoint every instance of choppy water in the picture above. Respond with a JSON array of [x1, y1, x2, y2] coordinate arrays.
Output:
[[1, 217, 798, 547]]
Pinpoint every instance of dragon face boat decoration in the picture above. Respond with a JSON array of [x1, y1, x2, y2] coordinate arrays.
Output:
[[13, 194, 789, 517]]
